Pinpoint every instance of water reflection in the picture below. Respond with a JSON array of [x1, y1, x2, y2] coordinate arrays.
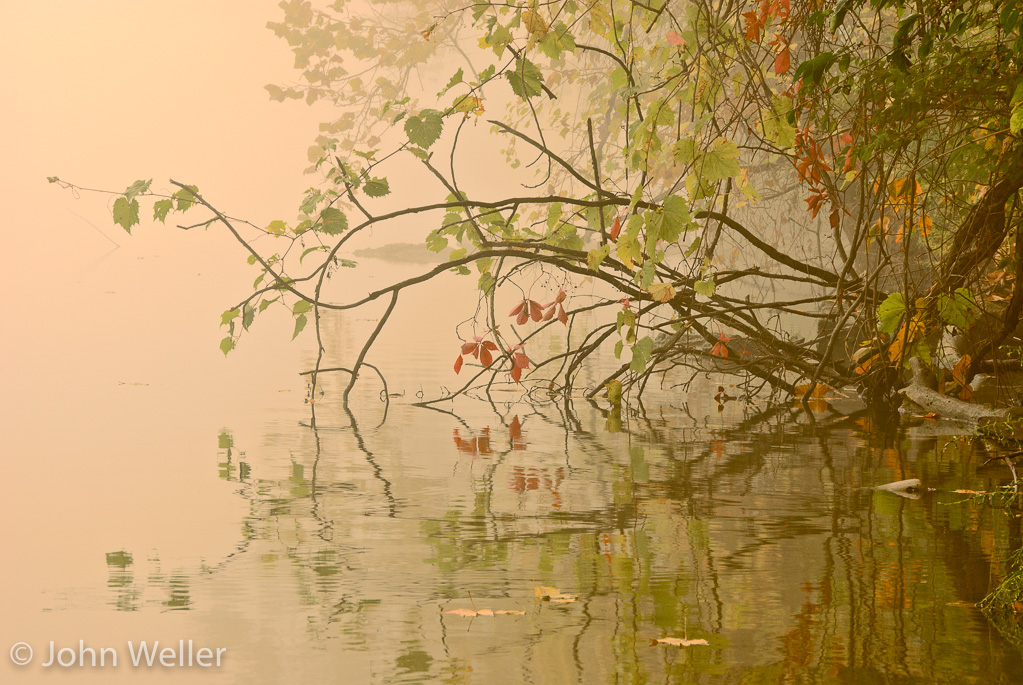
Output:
[[97, 373, 1023, 683]]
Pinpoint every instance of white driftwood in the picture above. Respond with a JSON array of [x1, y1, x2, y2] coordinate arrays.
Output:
[[900, 382, 1007, 422], [875, 478, 922, 493]]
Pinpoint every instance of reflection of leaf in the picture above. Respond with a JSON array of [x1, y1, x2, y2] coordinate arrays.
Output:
[[443, 608, 525, 617], [651, 637, 710, 647]]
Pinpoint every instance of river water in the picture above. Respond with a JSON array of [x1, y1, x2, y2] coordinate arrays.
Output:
[[2, 3, 1022, 682], [2, 240, 1022, 683]]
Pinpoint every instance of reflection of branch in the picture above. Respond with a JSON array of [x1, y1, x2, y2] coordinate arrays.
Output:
[[342, 405, 397, 517]]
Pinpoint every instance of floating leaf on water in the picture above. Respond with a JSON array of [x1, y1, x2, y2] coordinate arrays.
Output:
[[443, 608, 523, 617], [533, 583, 577, 603], [651, 637, 710, 647], [444, 608, 481, 617]]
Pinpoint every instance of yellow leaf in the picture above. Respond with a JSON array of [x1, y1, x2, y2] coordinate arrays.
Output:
[[266, 219, 288, 235], [793, 383, 829, 398], [533, 582, 577, 603], [648, 282, 677, 302], [651, 637, 710, 647]]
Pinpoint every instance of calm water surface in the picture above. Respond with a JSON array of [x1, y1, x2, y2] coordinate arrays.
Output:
[[3, 244, 1023, 685]]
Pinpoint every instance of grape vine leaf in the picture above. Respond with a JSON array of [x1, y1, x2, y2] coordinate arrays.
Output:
[[404, 109, 444, 149], [112, 197, 140, 233]]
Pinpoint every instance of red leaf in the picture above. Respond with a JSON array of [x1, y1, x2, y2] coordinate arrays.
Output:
[[482, 341, 498, 351], [542, 305, 556, 321], [454, 355, 464, 373], [666, 31, 684, 47], [461, 341, 477, 354], [555, 289, 567, 304], [557, 304, 568, 326], [710, 342, 729, 358], [509, 301, 525, 317], [610, 215, 622, 241], [774, 45, 790, 75], [480, 347, 493, 367], [529, 300, 543, 322], [511, 366, 522, 383], [516, 309, 529, 325], [514, 352, 530, 369], [743, 10, 761, 42]]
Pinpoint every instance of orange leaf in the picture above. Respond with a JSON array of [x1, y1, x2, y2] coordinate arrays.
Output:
[[952, 354, 972, 387], [774, 46, 790, 74], [610, 215, 621, 241], [793, 383, 829, 398]]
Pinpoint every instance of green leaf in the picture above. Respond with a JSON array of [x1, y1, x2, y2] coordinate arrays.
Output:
[[153, 199, 173, 222], [123, 179, 152, 201], [219, 336, 235, 356], [587, 244, 610, 270], [319, 207, 348, 235], [112, 197, 140, 233], [438, 67, 464, 96], [293, 299, 313, 316], [478, 271, 495, 295], [292, 313, 308, 340], [616, 233, 642, 270], [220, 308, 240, 326], [614, 340, 624, 358], [505, 57, 544, 99], [172, 185, 199, 211], [764, 96, 796, 149], [242, 304, 255, 331], [684, 236, 701, 257], [476, 64, 496, 83], [637, 260, 656, 289], [671, 138, 698, 165], [661, 195, 692, 242], [694, 279, 716, 297], [404, 109, 444, 149], [701, 138, 741, 182], [1011, 104, 1023, 135], [546, 202, 563, 229], [538, 22, 576, 59], [363, 177, 390, 197], [299, 246, 328, 263], [426, 231, 448, 252], [266, 219, 288, 235], [258, 297, 278, 313], [629, 336, 654, 374], [938, 288, 978, 330], [877, 292, 907, 335], [831, 0, 854, 32]]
